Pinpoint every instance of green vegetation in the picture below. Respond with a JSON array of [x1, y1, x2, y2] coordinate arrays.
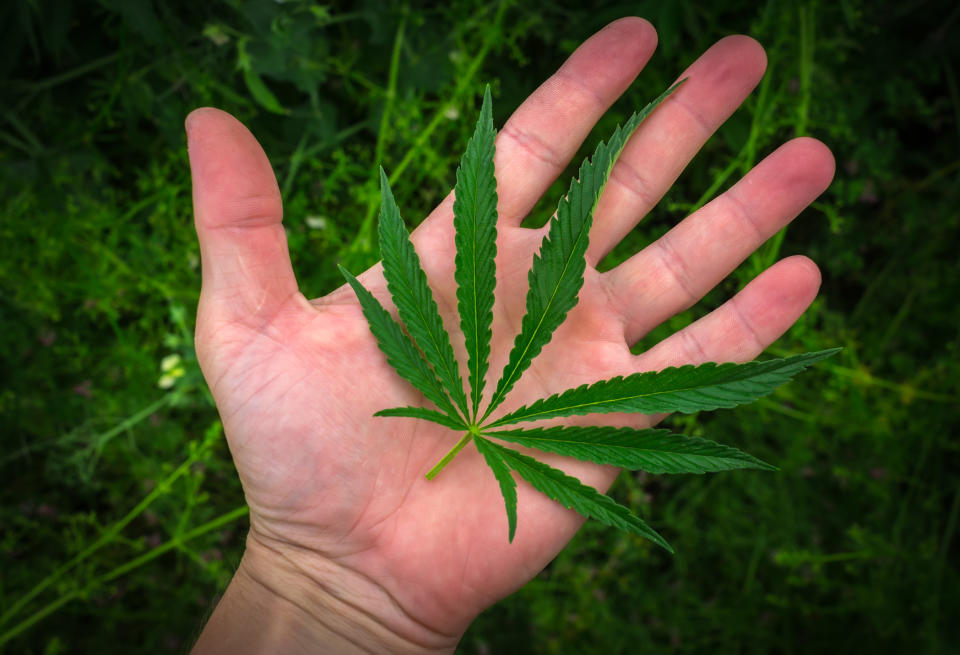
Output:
[[1, 0, 958, 652]]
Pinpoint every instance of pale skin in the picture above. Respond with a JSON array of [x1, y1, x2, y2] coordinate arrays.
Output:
[[188, 18, 834, 654]]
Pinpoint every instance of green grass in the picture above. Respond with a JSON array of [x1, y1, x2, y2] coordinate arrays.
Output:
[[1, 0, 958, 652]]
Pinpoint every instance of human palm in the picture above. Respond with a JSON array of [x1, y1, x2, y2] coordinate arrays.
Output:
[[189, 18, 834, 652]]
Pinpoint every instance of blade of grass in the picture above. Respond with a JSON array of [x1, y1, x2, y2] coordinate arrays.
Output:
[[349, 0, 508, 256], [352, 10, 407, 253]]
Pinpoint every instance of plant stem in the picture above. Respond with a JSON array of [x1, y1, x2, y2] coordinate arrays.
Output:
[[795, 3, 815, 139], [353, 10, 406, 253], [0, 417, 217, 628], [21, 51, 124, 93], [0, 394, 173, 468], [0, 506, 249, 647], [425, 431, 475, 480]]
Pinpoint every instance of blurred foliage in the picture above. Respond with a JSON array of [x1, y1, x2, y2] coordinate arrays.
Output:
[[1, 0, 958, 653]]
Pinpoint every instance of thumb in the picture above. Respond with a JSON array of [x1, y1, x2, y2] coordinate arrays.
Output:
[[186, 107, 301, 329]]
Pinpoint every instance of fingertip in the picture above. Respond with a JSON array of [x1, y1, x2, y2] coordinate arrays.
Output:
[[184, 107, 205, 136], [760, 137, 836, 204], [744, 138, 836, 215], [784, 254, 822, 295], [575, 16, 658, 77], [184, 107, 247, 144], [603, 16, 658, 49], [763, 255, 822, 311], [712, 35, 768, 79], [671, 35, 768, 124], [185, 107, 217, 138], [788, 252, 821, 277], [790, 136, 837, 191]]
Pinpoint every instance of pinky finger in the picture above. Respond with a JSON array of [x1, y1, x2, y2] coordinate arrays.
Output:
[[633, 255, 822, 371]]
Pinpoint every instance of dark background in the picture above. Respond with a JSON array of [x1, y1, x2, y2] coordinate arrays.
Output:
[[1, 0, 958, 652]]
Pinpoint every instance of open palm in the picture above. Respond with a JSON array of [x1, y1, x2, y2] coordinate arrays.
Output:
[[188, 18, 833, 653]]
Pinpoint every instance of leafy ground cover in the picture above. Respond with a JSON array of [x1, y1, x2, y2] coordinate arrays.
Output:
[[1, 0, 958, 652]]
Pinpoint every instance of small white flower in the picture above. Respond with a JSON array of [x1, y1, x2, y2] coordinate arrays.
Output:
[[161, 354, 182, 372], [159, 354, 186, 389], [443, 106, 460, 121], [305, 216, 328, 230]]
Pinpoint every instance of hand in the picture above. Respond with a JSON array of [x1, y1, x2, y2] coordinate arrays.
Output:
[[187, 18, 833, 654]]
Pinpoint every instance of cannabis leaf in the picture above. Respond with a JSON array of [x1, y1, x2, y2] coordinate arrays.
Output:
[[485, 426, 776, 474], [339, 265, 465, 425], [454, 86, 498, 420], [481, 82, 683, 423], [474, 436, 517, 542], [377, 168, 470, 420], [487, 349, 841, 428], [475, 437, 673, 552], [339, 82, 838, 549]]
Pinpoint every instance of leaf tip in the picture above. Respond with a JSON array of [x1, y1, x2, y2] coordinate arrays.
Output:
[[643, 528, 674, 554], [337, 263, 357, 283]]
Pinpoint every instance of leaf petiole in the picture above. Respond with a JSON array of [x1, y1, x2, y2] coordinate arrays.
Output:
[[425, 425, 481, 480]]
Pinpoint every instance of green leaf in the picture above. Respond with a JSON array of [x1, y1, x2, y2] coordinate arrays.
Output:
[[242, 68, 289, 115], [486, 426, 775, 473], [474, 437, 517, 542], [477, 438, 672, 552], [377, 168, 469, 418], [374, 406, 467, 430], [482, 81, 684, 421], [338, 265, 461, 421], [454, 86, 498, 419], [236, 39, 288, 115], [489, 349, 841, 427]]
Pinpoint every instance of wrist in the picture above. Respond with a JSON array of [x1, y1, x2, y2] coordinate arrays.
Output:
[[192, 529, 460, 655]]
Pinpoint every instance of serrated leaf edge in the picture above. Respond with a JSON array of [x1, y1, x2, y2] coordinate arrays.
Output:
[[489, 349, 841, 427], [338, 265, 462, 422], [474, 436, 518, 542], [378, 168, 470, 419], [481, 80, 686, 423], [453, 85, 498, 421], [375, 406, 467, 430], [485, 425, 777, 473], [477, 437, 673, 552]]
